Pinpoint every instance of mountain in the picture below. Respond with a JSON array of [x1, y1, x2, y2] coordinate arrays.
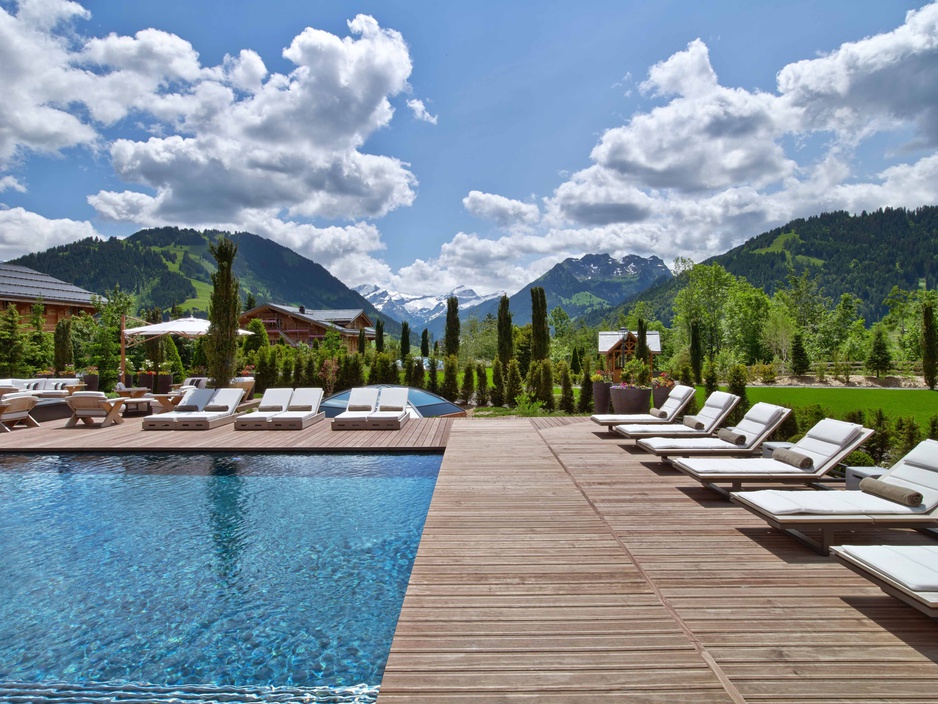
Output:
[[10, 226, 398, 331], [589, 206, 938, 327], [355, 284, 504, 331], [462, 253, 673, 330]]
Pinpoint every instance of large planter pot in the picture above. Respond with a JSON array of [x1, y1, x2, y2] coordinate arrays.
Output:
[[136, 374, 155, 391], [592, 381, 612, 415], [82, 373, 99, 392], [155, 373, 173, 394], [121, 373, 134, 387], [652, 386, 671, 409], [610, 387, 651, 414]]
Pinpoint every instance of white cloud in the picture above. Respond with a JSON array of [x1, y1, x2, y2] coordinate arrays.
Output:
[[462, 190, 539, 228], [407, 98, 438, 124], [0, 207, 100, 260], [0, 176, 26, 193]]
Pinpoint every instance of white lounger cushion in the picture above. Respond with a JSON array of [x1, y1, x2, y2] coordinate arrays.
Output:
[[673, 457, 815, 474], [256, 388, 294, 412], [342, 388, 379, 413], [732, 403, 786, 443], [375, 387, 409, 412], [838, 545, 938, 591], [285, 387, 324, 412], [639, 437, 752, 452], [738, 489, 932, 515]]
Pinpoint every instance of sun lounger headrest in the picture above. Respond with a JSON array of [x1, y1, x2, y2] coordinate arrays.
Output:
[[703, 391, 735, 409], [743, 402, 784, 425], [900, 439, 938, 472], [805, 418, 862, 446], [288, 388, 323, 412]]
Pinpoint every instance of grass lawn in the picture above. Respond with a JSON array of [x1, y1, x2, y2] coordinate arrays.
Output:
[[701, 386, 937, 427]]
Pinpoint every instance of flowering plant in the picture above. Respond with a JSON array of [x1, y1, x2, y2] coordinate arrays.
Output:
[[652, 372, 675, 389], [619, 359, 651, 388], [240, 364, 256, 376], [590, 369, 611, 383], [82, 365, 98, 375]]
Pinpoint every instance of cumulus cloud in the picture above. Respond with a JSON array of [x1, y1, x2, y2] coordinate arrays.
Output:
[[0, 207, 100, 260], [407, 98, 438, 124], [462, 190, 540, 228], [0, 176, 26, 193]]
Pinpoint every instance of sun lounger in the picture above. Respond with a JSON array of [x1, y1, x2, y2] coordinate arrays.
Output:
[[731, 439, 938, 553], [142, 388, 216, 430], [669, 417, 874, 498], [269, 388, 325, 430], [332, 387, 380, 430], [831, 545, 938, 618], [0, 392, 40, 432], [174, 388, 245, 430], [636, 403, 791, 458], [612, 391, 740, 439], [591, 384, 695, 426], [366, 387, 410, 430], [64, 391, 127, 428], [235, 388, 294, 430]]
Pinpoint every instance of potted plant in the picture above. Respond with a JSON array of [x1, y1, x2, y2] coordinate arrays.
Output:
[[81, 365, 99, 391], [610, 359, 652, 414], [136, 361, 156, 391], [591, 370, 612, 414], [652, 372, 675, 408], [155, 362, 173, 394]]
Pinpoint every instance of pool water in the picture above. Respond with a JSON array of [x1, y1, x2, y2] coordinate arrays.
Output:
[[0, 453, 441, 703]]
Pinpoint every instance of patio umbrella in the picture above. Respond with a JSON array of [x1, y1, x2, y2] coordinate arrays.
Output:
[[121, 316, 253, 377]]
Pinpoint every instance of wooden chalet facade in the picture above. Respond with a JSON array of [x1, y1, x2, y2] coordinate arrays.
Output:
[[598, 329, 662, 382], [0, 263, 99, 331], [240, 304, 375, 353]]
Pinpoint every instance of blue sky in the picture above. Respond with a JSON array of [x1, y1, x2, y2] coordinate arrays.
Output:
[[1, 0, 936, 296]]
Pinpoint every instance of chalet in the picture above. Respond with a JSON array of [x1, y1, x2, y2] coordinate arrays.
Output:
[[598, 328, 662, 382], [0, 263, 99, 331], [240, 304, 375, 353]]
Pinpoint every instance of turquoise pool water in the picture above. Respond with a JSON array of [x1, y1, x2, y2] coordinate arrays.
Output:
[[0, 453, 440, 703]]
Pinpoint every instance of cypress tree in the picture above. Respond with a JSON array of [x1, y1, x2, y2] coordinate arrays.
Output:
[[923, 299, 937, 390], [400, 321, 410, 360], [865, 324, 892, 378], [441, 355, 459, 402], [690, 321, 703, 384], [726, 363, 749, 424], [375, 319, 384, 353], [460, 361, 476, 404], [703, 359, 718, 396], [576, 360, 593, 413], [636, 318, 649, 364], [0, 304, 24, 377], [505, 359, 522, 408], [358, 327, 366, 354], [203, 237, 241, 389], [570, 346, 581, 376], [558, 361, 575, 414], [537, 359, 555, 411], [421, 328, 430, 358], [53, 318, 73, 375], [530, 287, 549, 362], [475, 362, 489, 406], [496, 294, 513, 367], [491, 358, 505, 406], [348, 353, 365, 388], [427, 355, 440, 394], [444, 297, 460, 358], [790, 331, 810, 376]]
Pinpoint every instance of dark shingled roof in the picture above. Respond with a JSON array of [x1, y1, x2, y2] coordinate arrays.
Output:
[[0, 263, 99, 306]]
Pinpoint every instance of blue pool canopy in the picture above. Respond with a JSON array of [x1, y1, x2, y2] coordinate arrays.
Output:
[[321, 385, 465, 419]]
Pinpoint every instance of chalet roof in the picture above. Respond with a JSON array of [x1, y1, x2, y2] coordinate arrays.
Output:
[[253, 303, 372, 336], [0, 263, 99, 307], [598, 330, 662, 354]]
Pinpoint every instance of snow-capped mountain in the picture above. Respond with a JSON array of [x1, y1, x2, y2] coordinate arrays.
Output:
[[354, 284, 505, 328]]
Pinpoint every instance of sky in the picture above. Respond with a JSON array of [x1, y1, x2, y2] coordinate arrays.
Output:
[[2, 0, 938, 299]]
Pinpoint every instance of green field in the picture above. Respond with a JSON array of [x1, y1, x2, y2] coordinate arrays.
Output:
[[700, 386, 937, 426]]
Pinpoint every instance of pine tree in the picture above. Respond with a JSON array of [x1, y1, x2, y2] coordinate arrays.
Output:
[[570, 346, 581, 375], [358, 327, 366, 354], [577, 360, 593, 413], [375, 319, 384, 353], [400, 321, 410, 360], [421, 328, 430, 357], [427, 355, 440, 394], [475, 362, 489, 406], [558, 361, 575, 414], [444, 297, 460, 357], [690, 321, 703, 384], [530, 287, 549, 362], [726, 363, 749, 424], [460, 361, 476, 404], [203, 237, 241, 388], [491, 358, 505, 406], [496, 295, 513, 367], [537, 359, 554, 411], [790, 331, 810, 376], [0, 304, 24, 377], [923, 299, 937, 390], [636, 318, 649, 364], [505, 359, 522, 408], [245, 292, 257, 311], [865, 324, 892, 378], [441, 355, 459, 402]]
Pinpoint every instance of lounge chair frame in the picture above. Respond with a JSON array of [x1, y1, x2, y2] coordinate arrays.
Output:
[[830, 546, 938, 618], [590, 385, 696, 427]]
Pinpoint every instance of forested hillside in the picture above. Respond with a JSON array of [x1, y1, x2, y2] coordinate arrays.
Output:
[[594, 206, 938, 326]]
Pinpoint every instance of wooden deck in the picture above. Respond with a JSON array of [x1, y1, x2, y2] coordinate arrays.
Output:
[[0, 414, 451, 452], [378, 417, 938, 703]]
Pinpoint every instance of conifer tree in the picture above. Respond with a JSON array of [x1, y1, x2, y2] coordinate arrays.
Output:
[[23, 299, 52, 374], [491, 358, 505, 406], [460, 361, 476, 404], [203, 237, 241, 388], [375, 318, 384, 353], [703, 359, 718, 396], [348, 353, 365, 388], [427, 354, 440, 394], [244, 317, 269, 354], [865, 324, 892, 378], [441, 354, 459, 401], [409, 356, 425, 388], [444, 297, 460, 357], [690, 321, 703, 384], [636, 318, 649, 364], [358, 327, 366, 354], [53, 318, 73, 375], [475, 362, 489, 406], [0, 304, 24, 377], [421, 328, 430, 357], [496, 295, 513, 367], [163, 335, 185, 382], [923, 298, 937, 390], [790, 331, 810, 376], [400, 321, 410, 360], [577, 360, 593, 413], [537, 358, 555, 411], [505, 359, 522, 408], [245, 292, 257, 311], [726, 363, 749, 424], [530, 287, 549, 362], [558, 361, 575, 414], [570, 346, 581, 376]]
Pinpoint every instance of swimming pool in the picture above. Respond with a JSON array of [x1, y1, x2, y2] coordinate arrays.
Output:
[[0, 452, 441, 703]]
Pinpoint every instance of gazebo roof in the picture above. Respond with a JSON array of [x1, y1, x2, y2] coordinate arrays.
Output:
[[598, 330, 662, 354]]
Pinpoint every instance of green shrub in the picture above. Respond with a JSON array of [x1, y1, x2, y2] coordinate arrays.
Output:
[[703, 360, 718, 396], [576, 360, 593, 413], [491, 358, 505, 407], [476, 362, 489, 407], [459, 362, 476, 404], [726, 363, 749, 424], [558, 361, 575, 414], [505, 359, 522, 408], [441, 355, 459, 402], [844, 450, 875, 467]]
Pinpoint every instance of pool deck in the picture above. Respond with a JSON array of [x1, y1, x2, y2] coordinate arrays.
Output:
[[3, 414, 938, 701]]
